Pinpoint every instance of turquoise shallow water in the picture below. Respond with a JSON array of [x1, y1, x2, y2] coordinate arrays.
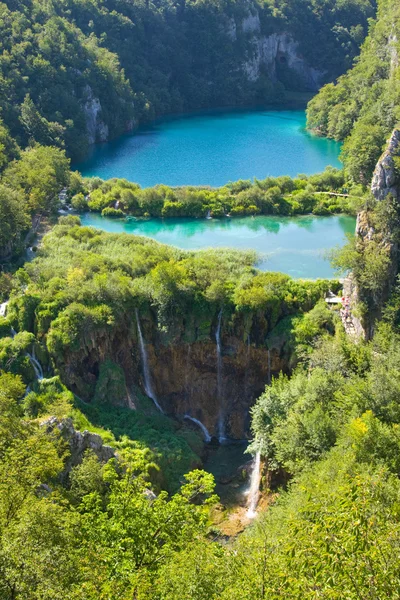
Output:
[[75, 110, 342, 187], [80, 213, 355, 279]]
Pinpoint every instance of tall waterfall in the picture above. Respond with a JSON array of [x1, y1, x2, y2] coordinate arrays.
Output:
[[215, 309, 225, 442], [135, 310, 163, 413], [184, 415, 211, 442], [27, 347, 44, 381], [246, 451, 261, 518]]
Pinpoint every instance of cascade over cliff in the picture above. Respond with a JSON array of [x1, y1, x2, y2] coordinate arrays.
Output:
[[54, 309, 291, 440]]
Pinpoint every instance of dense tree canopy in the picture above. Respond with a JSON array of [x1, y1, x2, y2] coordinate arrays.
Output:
[[0, 0, 375, 159], [307, 0, 400, 182]]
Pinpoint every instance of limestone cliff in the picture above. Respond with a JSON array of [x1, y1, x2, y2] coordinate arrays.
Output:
[[226, 10, 324, 91], [83, 86, 109, 145], [371, 129, 400, 201], [83, 85, 135, 145], [344, 129, 400, 339], [53, 309, 292, 440], [44, 416, 115, 478]]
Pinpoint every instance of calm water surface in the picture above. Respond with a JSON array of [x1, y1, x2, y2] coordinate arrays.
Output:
[[76, 110, 342, 187], [80, 213, 355, 279]]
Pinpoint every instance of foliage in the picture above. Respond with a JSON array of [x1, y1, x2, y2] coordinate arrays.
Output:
[[0, 0, 375, 161], [73, 168, 355, 219], [307, 0, 400, 182]]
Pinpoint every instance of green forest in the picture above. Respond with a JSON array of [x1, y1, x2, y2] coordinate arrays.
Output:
[[2, 0, 400, 597], [0, 0, 375, 158], [307, 0, 400, 182]]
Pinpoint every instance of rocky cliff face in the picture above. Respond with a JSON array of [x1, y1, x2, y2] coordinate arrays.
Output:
[[54, 310, 292, 440], [226, 10, 323, 91], [345, 129, 400, 339], [82, 85, 136, 145], [83, 86, 109, 145], [44, 416, 115, 479], [371, 129, 400, 201]]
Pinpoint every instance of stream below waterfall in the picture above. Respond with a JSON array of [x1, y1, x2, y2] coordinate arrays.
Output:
[[204, 441, 250, 505]]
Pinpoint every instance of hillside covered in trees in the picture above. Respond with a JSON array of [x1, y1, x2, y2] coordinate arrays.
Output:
[[0, 0, 376, 158], [2, 180, 400, 597], [3, 0, 400, 597], [307, 0, 400, 182]]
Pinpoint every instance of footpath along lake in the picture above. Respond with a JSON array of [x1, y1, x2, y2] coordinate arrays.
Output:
[[80, 213, 356, 279], [75, 109, 342, 187]]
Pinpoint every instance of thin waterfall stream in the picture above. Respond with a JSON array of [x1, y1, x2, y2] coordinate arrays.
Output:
[[215, 309, 225, 442], [2, 301, 44, 381], [184, 415, 212, 442], [27, 347, 44, 381], [246, 451, 261, 518], [135, 309, 163, 413]]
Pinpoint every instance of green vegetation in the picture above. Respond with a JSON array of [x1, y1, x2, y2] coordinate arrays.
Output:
[[0, 0, 375, 160], [0, 369, 217, 598], [0, 144, 70, 263], [70, 167, 359, 219], [3, 232, 400, 596], [307, 0, 400, 182], [4, 0, 400, 596]]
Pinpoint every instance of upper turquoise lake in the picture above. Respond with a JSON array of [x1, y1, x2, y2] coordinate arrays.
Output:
[[80, 213, 355, 279], [76, 110, 342, 187]]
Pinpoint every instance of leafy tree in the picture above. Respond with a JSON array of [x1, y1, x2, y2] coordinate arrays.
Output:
[[3, 145, 70, 213]]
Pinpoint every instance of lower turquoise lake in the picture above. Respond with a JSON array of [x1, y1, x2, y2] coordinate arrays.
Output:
[[75, 110, 342, 187], [80, 213, 356, 279]]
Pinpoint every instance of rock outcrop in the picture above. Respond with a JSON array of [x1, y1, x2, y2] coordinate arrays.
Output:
[[345, 129, 400, 339], [44, 416, 115, 476], [371, 129, 400, 201], [225, 9, 323, 91], [243, 31, 323, 90], [83, 85, 110, 145]]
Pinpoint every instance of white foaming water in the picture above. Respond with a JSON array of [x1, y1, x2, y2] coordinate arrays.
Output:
[[27, 347, 44, 381], [215, 309, 225, 442], [2, 305, 45, 382], [0, 301, 8, 317], [246, 451, 261, 518], [135, 309, 163, 413], [184, 415, 212, 442]]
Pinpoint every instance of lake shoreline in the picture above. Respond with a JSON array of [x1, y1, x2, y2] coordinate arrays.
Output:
[[78, 212, 356, 280], [74, 109, 342, 187]]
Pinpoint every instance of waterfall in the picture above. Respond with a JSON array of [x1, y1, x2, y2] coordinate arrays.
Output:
[[246, 451, 261, 518], [135, 310, 163, 413], [2, 306, 44, 382], [0, 301, 8, 318], [215, 309, 225, 442], [185, 345, 192, 401], [184, 415, 211, 442], [27, 347, 44, 381]]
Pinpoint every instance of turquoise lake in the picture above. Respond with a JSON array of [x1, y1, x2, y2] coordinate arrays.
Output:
[[76, 110, 342, 187], [80, 213, 355, 279]]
